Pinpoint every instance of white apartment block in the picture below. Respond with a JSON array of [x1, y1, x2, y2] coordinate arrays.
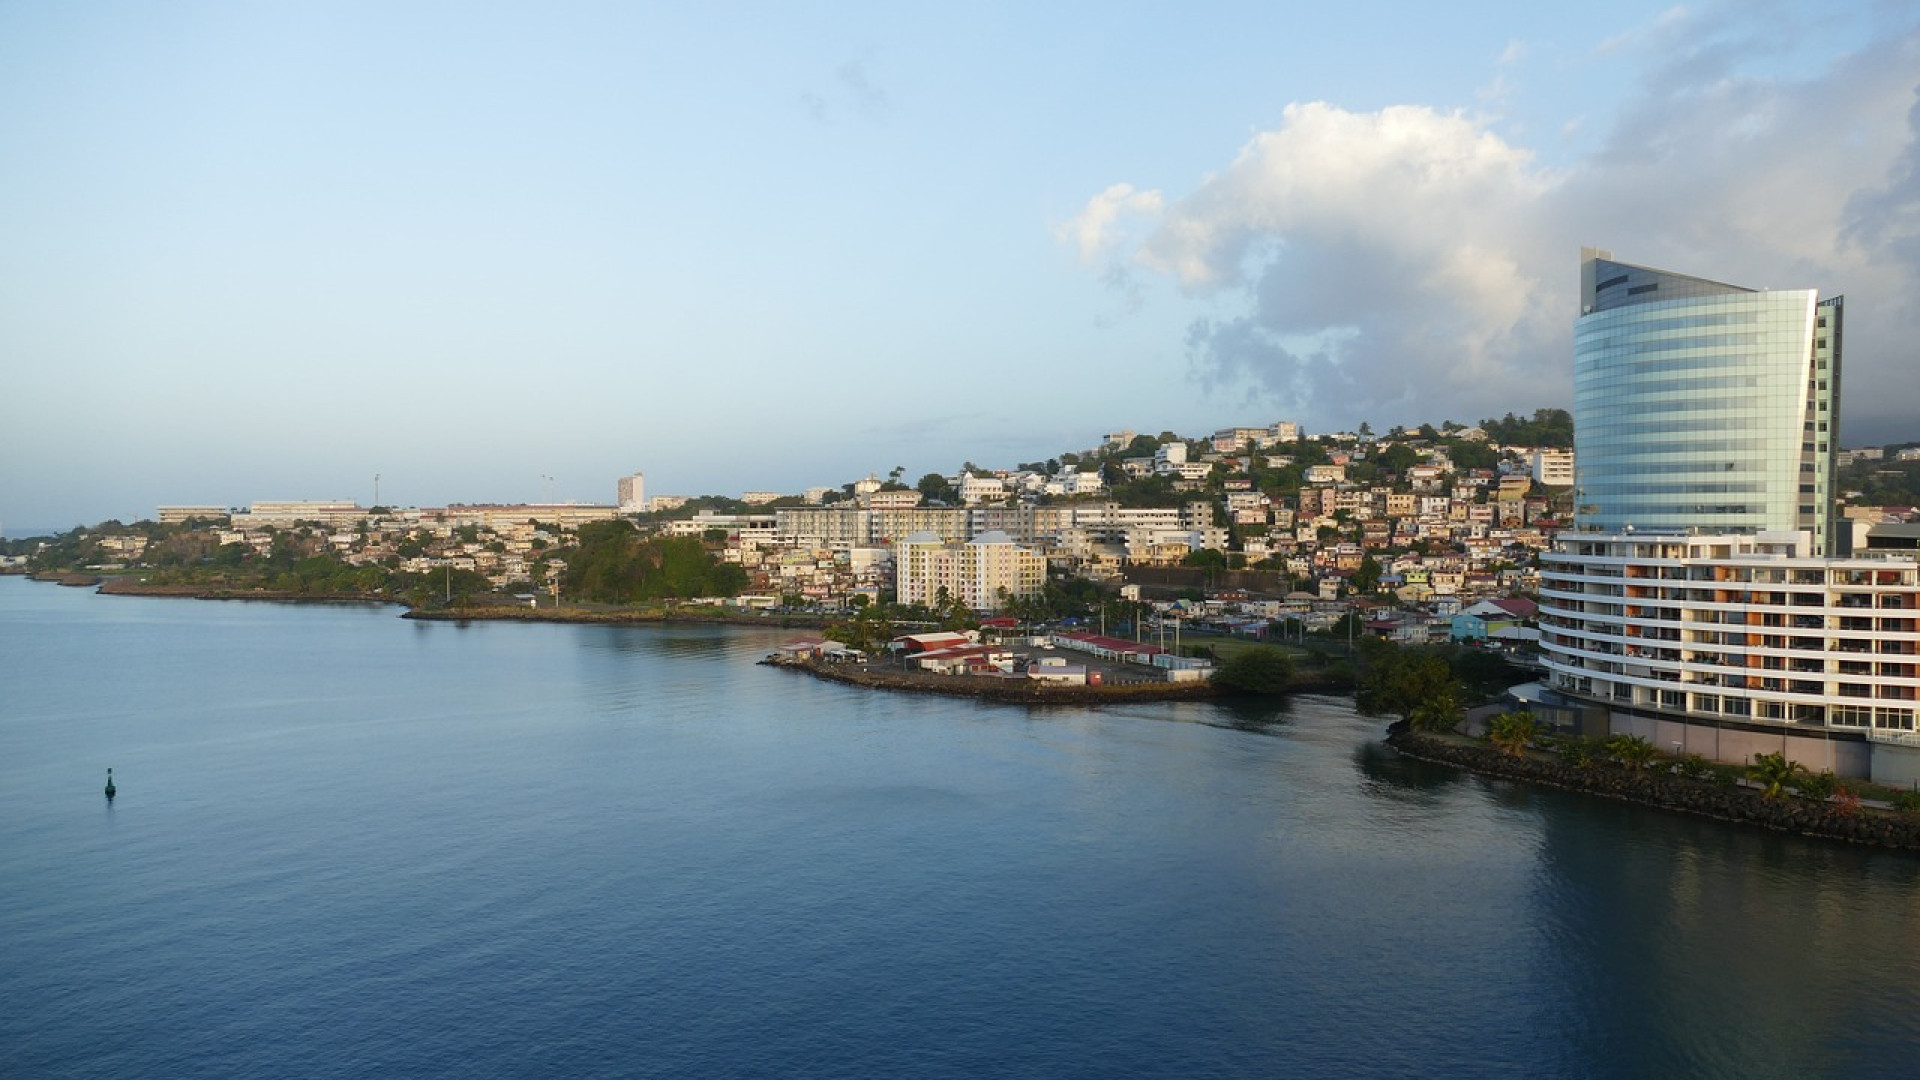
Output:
[[157, 505, 230, 524], [230, 501, 367, 527], [895, 530, 1046, 612], [1530, 450, 1574, 487], [865, 489, 924, 510], [1540, 530, 1920, 780], [774, 508, 873, 546], [957, 474, 1009, 505], [1045, 471, 1105, 497]]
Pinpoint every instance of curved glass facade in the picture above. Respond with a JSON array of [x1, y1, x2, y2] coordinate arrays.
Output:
[[1572, 252, 1840, 552]]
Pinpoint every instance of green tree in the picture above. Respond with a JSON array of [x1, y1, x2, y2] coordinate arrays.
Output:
[[1794, 770, 1837, 803], [1181, 548, 1228, 571], [1213, 646, 1295, 695], [1606, 734, 1658, 770], [1356, 647, 1462, 733], [1351, 554, 1383, 595], [1557, 736, 1602, 770], [1445, 438, 1498, 471], [1487, 712, 1539, 758], [1746, 751, 1805, 799], [916, 473, 957, 503], [561, 522, 747, 602]]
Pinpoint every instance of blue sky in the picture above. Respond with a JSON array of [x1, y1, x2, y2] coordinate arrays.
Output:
[[4, 1, 1917, 531]]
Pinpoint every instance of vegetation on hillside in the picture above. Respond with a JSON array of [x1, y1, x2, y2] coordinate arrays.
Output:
[[558, 521, 747, 603], [1837, 453, 1920, 506], [1479, 408, 1574, 448]]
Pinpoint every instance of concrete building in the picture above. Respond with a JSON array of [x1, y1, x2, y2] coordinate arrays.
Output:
[[1540, 530, 1918, 780], [157, 505, 230, 524], [1531, 450, 1574, 487], [230, 501, 367, 527], [617, 472, 645, 513], [895, 529, 1046, 612]]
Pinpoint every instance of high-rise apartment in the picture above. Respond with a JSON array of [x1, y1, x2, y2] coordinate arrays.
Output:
[[1573, 248, 1842, 554], [895, 530, 1045, 612], [617, 471, 646, 514], [1541, 251, 1920, 782]]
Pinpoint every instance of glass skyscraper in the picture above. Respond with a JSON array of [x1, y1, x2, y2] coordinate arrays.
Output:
[[1572, 247, 1843, 553]]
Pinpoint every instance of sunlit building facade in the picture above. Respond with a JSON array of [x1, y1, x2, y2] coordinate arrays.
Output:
[[1543, 252, 1920, 782], [895, 530, 1045, 612]]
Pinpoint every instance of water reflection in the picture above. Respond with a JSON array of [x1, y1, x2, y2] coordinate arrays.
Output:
[[1201, 695, 1296, 733], [1534, 790, 1920, 1080], [1351, 738, 1468, 796]]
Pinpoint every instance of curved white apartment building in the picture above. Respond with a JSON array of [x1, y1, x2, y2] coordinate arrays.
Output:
[[1540, 530, 1920, 779]]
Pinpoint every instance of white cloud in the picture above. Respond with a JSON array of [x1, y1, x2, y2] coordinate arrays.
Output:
[[1057, 182, 1164, 263], [1066, 18, 1920, 437]]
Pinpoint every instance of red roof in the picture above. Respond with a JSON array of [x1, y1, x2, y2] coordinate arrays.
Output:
[[1055, 632, 1167, 656]]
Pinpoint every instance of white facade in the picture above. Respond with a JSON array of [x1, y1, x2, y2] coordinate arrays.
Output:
[[1540, 530, 1919, 774], [1531, 450, 1574, 487], [957, 474, 1009, 505]]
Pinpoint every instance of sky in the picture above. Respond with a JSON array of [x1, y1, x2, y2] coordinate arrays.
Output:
[[4, 0, 1919, 533]]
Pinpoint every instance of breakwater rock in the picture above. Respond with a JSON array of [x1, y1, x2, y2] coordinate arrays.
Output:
[[97, 579, 385, 603], [404, 605, 828, 629], [773, 659, 1222, 706], [1385, 723, 1920, 851], [30, 571, 102, 587]]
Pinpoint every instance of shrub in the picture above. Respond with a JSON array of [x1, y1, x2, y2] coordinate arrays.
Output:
[[1795, 771, 1838, 803], [1673, 754, 1716, 782], [1833, 784, 1862, 816], [1212, 646, 1295, 695]]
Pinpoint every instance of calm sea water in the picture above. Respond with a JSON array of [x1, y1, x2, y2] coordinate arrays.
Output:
[[4, 576, 1919, 1080]]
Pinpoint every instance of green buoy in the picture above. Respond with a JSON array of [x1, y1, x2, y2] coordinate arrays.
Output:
[[104, 767, 116, 801]]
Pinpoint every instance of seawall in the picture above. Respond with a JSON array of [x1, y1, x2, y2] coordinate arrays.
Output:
[[1385, 723, 1920, 851]]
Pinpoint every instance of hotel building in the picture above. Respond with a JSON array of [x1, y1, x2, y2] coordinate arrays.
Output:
[[1540, 251, 1920, 782]]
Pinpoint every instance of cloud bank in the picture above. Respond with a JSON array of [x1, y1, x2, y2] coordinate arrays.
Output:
[[1067, 12, 1920, 437]]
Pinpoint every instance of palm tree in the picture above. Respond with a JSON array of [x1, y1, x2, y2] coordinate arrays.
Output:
[[1746, 751, 1805, 799], [1607, 734, 1659, 771], [1486, 712, 1539, 758]]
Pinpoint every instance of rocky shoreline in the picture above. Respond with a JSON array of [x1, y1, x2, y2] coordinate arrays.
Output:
[[402, 604, 830, 629], [1385, 722, 1920, 851], [96, 579, 391, 603], [769, 657, 1223, 705], [29, 570, 103, 587], [767, 657, 1357, 705]]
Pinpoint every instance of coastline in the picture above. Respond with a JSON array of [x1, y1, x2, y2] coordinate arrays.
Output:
[[402, 603, 832, 629], [71, 579, 829, 628], [768, 656, 1223, 705], [1385, 721, 1920, 851], [97, 578, 393, 604], [766, 656, 1357, 705]]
